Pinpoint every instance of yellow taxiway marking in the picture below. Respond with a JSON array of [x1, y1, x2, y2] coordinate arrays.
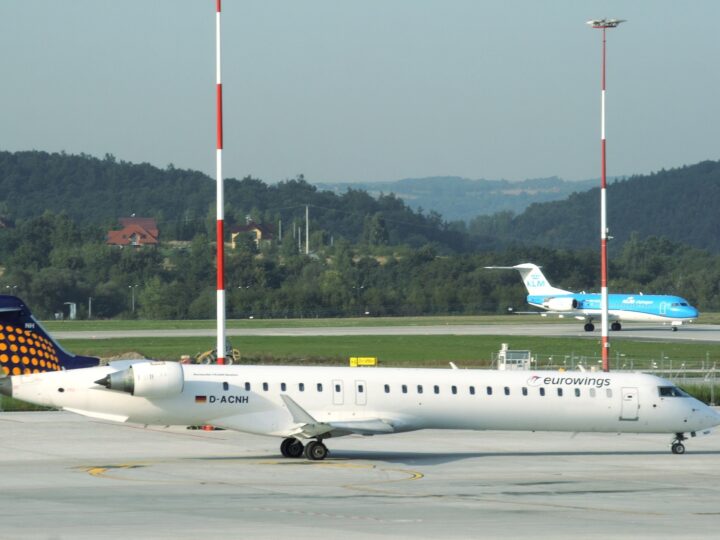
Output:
[[79, 464, 146, 481]]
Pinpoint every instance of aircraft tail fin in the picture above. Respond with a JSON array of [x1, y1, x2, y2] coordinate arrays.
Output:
[[0, 296, 100, 377], [485, 263, 572, 296]]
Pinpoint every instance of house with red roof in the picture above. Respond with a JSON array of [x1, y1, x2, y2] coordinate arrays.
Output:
[[106, 217, 159, 247]]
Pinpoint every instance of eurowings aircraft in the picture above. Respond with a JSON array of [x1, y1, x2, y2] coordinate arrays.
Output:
[[487, 263, 699, 332], [1, 295, 717, 459]]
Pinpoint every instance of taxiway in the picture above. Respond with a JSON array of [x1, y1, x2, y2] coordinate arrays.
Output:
[[1, 412, 718, 539], [54, 323, 720, 343]]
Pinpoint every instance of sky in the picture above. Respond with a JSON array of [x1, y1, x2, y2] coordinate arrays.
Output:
[[1, 1, 719, 184]]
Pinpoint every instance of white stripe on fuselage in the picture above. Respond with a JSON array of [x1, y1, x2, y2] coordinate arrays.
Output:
[[9, 365, 718, 438], [526, 303, 692, 323]]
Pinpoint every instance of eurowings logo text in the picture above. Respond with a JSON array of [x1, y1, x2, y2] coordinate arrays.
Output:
[[527, 374, 611, 388]]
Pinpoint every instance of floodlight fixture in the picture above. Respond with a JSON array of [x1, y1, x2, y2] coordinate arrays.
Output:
[[586, 18, 626, 29]]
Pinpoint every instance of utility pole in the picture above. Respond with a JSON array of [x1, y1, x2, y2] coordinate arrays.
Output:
[[305, 205, 310, 255]]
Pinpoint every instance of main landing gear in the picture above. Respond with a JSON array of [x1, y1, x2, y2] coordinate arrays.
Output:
[[583, 322, 622, 332], [280, 437, 329, 460], [670, 433, 687, 455]]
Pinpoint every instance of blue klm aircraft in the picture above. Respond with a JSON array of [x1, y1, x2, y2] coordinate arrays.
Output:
[[487, 263, 698, 332]]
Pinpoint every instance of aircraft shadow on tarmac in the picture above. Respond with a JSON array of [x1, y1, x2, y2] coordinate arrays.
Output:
[[191, 448, 720, 466]]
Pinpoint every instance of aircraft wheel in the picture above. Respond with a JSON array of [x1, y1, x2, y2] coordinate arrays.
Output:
[[281, 438, 304, 458], [671, 442, 686, 455], [304, 440, 328, 461], [584, 323, 595, 332], [611, 322, 622, 331], [672, 327, 678, 332]]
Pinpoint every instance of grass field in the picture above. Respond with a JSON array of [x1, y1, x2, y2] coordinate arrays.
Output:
[[60, 334, 720, 370]]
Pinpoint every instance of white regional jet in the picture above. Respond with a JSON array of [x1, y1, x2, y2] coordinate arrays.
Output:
[[1, 295, 718, 459]]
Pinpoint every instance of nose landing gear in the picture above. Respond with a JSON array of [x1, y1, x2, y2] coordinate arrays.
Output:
[[670, 433, 687, 455]]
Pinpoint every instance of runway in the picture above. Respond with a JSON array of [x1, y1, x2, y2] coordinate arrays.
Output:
[[54, 322, 720, 343], [1, 411, 719, 539]]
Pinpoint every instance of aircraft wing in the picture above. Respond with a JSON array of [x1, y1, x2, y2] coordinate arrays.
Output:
[[280, 394, 395, 438]]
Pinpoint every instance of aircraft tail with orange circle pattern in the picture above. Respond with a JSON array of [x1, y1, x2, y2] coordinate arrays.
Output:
[[0, 296, 99, 377]]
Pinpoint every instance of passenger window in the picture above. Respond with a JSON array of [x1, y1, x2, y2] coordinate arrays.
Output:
[[504, 386, 510, 396], [521, 387, 528, 396], [434, 385, 440, 394], [451, 385, 457, 395], [589, 388, 596, 398], [262, 382, 268, 391], [486, 386, 493, 396], [557, 388, 563, 397], [299, 383, 305, 392], [222, 382, 229, 391], [358, 384, 364, 393], [417, 385, 423, 394], [384, 384, 390, 394], [317, 383, 323, 392], [335, 384, 341, 392], [574, 388, 581, 397], [539, 387, 545, 397], [402, 384, 408, 394], [280, 382, 286, 391], [469, 386, 476, 395], [606, 388, 613, 398], [244, 382, 251, 391]]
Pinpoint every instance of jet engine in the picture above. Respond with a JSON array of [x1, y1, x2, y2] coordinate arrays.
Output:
[[543, 297, 579, 311], [95, 361, 184, 398]]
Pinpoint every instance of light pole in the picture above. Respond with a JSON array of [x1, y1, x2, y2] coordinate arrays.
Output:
[[128, 285, 138, 314], [587, 18, 625, 372]]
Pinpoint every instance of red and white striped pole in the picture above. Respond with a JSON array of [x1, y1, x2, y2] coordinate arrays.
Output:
[[588, 18, 624, 372], [215, 0, 226, 364]]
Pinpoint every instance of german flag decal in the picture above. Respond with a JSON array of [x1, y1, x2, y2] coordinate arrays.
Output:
[[195, 395, 207, 403]]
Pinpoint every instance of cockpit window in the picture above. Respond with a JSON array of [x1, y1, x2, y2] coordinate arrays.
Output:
[[658, 386, 690, 397]]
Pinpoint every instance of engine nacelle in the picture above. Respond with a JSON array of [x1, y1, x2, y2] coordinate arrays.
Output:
[[95, 361, 184, 398], [543, 297, 579, 311]]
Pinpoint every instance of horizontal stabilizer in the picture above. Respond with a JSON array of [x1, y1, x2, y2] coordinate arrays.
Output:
[[486, 263, 572, 296]]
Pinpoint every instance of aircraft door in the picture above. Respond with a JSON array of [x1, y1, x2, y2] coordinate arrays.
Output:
[[660, 302, 669, 315], [354, 380, 367, 406], [332, 379, 344, 405], [620, 387, 639, 421]]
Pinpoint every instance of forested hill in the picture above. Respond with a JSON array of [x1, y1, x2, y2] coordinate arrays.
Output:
[[317, 176, 596, 221], [469, 160, 720, 252], [0, 150, 471, 251]]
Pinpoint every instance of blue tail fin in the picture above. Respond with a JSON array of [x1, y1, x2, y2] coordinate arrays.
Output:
[[0, 296, 99, 376]]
